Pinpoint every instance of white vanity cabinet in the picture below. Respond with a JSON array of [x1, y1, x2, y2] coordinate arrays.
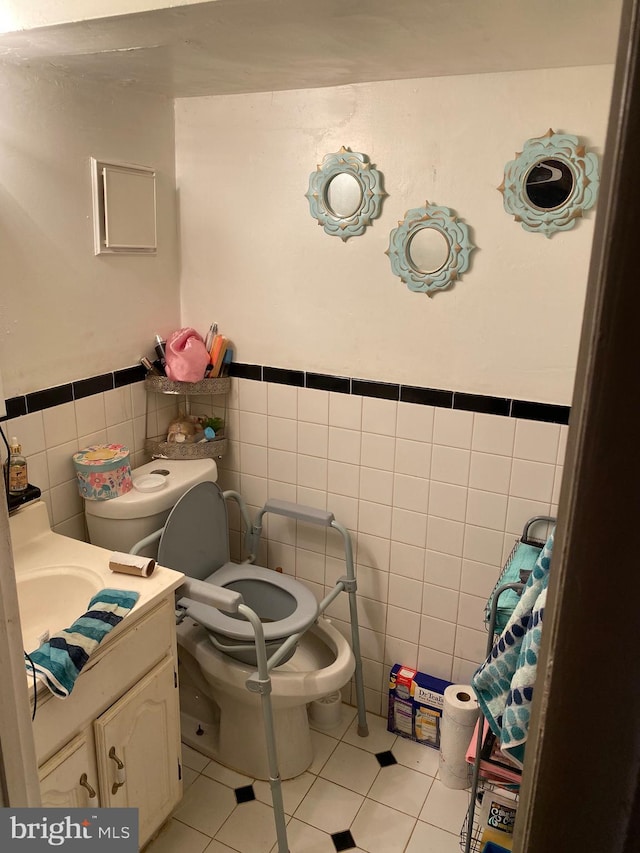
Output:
[[95, 655, 181, 841], [33, 596, 182, 849], [39, 730, 100, 808]]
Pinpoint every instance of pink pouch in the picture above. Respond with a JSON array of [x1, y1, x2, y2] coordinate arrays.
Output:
[[165, 328, 210, 382]]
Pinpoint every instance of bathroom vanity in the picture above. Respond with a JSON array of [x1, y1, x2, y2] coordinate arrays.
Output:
[[10, 501, 185, 849]]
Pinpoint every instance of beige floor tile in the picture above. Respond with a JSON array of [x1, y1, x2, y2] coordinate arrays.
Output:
[[254, 771, 315, 815], [418, 779, 470, 835], [182, 766, 199, 792], [202, 759, 253, 789], [182, 743, 210, 773], [173, 776, 236, 837], [308, 728, 339, 775], [342, 712, 396, 755], [203, 841, 242, 853], [405, 820, 461, 853], [144, 818, 211, 853], [367, 763, 434, 817], [215, 800, 278, 853], [270, 818, 336, 853], [293, 778, 364, 834], [391, 736, 439, 776], [350, 799, 416, 853], [319, 742, 380, 796]]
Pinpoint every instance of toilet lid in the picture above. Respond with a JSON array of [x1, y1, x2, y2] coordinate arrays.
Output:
[[183, 564, 319, 642]]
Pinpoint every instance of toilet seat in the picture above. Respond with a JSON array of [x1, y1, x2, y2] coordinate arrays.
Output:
[[157, 481, 321, 659], [183, 564, 319, 642]]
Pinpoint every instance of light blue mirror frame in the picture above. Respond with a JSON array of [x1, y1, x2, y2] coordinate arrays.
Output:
[[499, 129, 600, 237], [305, 147, 386, 241], [386, 202, 475, 296]]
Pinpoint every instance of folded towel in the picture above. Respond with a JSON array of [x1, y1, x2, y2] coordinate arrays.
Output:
[[25, 588, 140, 698], [472, 529, 554, 768]]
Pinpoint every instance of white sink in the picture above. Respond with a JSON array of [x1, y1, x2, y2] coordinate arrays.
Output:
[[17, 566, 104, 654]]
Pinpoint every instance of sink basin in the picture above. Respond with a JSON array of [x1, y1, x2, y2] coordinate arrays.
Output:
[[17, 566, 104, 654]]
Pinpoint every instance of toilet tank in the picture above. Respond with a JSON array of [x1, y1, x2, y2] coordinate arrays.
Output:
[[85, 458, 218, 557]]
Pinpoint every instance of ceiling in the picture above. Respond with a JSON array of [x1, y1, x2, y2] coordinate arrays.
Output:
[[0, 0, 623, 98]]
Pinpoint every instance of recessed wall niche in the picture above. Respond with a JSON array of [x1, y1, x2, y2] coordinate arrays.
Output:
[[91, 158, 157, 255]]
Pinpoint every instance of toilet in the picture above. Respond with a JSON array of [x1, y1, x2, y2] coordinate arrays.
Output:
[[177, 614, 354, 779], [84, 461, 355, 780]]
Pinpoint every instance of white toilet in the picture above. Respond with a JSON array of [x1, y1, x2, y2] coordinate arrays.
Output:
[[84, 460, 355, 780]]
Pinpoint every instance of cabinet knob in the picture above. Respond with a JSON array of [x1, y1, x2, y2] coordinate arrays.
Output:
[[79, 773, 98, 804], [108, 747, 126, 795]]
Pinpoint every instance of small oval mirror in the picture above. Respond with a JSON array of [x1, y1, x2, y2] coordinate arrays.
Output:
[[524, 158, 574, 210], [408, 227, 450, 274], [325, 173, 363, 218]]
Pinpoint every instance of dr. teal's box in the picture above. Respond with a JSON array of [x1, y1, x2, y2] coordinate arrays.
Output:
[[387, 664, 452, 750]]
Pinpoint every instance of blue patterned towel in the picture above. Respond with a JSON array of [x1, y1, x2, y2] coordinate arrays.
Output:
[[25, 589, 139, 698], [472, 530, 554, 768]]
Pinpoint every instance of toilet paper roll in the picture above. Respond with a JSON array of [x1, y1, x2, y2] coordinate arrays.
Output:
[[439, 684, 479, 790], [109, 551, 156, 578]]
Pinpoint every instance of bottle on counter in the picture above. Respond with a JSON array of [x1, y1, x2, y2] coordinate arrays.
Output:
[[7, 437, 28, 494]]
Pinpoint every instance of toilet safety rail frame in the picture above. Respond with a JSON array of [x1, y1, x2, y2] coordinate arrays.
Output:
[[134, 493, 370, 853]]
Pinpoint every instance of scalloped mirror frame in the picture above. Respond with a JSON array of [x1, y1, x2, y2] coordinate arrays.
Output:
[[386, 202, 475, 296], [498, 129, 600, 238], [305, 147, 386, 241]]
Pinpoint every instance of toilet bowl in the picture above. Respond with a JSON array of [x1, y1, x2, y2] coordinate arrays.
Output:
[[182, 563, 320, 665], [177, 614, 355, 780]]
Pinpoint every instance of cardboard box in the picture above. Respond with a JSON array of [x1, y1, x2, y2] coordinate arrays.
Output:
[[387, 664, 452, 750]]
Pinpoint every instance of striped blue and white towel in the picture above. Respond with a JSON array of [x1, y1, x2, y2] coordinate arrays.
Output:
[[25, 588, 140, 698]]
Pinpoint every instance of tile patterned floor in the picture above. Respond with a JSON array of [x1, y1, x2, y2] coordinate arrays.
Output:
[[145, 707, 470, 853]]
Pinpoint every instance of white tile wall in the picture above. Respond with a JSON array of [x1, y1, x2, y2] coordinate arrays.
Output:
[[4, 383, 178, 538], [5, 376, 563, 718], [219, 379, 564, 716]]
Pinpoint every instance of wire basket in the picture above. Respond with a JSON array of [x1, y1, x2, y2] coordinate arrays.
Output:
[[145, 436, 228, 460], [460, 782, 519, 852], [144, 376, 231, 396], [484, 515, 555, 633]]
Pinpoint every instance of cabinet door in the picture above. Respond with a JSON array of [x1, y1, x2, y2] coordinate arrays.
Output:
[[39, 732, 100, 808], [94, 656, 181, 848]]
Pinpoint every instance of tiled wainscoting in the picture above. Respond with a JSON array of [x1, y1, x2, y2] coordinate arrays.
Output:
[[2, 382, 180, 540], [197, 377, 566, 711], [4, 371, 566, 706]]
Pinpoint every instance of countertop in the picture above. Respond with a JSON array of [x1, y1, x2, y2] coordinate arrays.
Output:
[[9, 500, 185, 698]]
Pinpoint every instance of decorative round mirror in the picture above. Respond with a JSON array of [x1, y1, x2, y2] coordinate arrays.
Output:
[[499, 130, 599, 237], [407, 228, 450, 274], [325, 172, 363, 218], [306, 147, 386, 240], [386, 202, 475, 296]]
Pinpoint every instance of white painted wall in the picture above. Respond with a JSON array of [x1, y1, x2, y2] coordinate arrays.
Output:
[[176, 65, 614, 405], [0, 64, 180, 398], [0, 0, 208, 33]]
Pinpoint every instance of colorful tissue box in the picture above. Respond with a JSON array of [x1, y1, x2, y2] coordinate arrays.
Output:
[[73, 444, 133, 501]]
